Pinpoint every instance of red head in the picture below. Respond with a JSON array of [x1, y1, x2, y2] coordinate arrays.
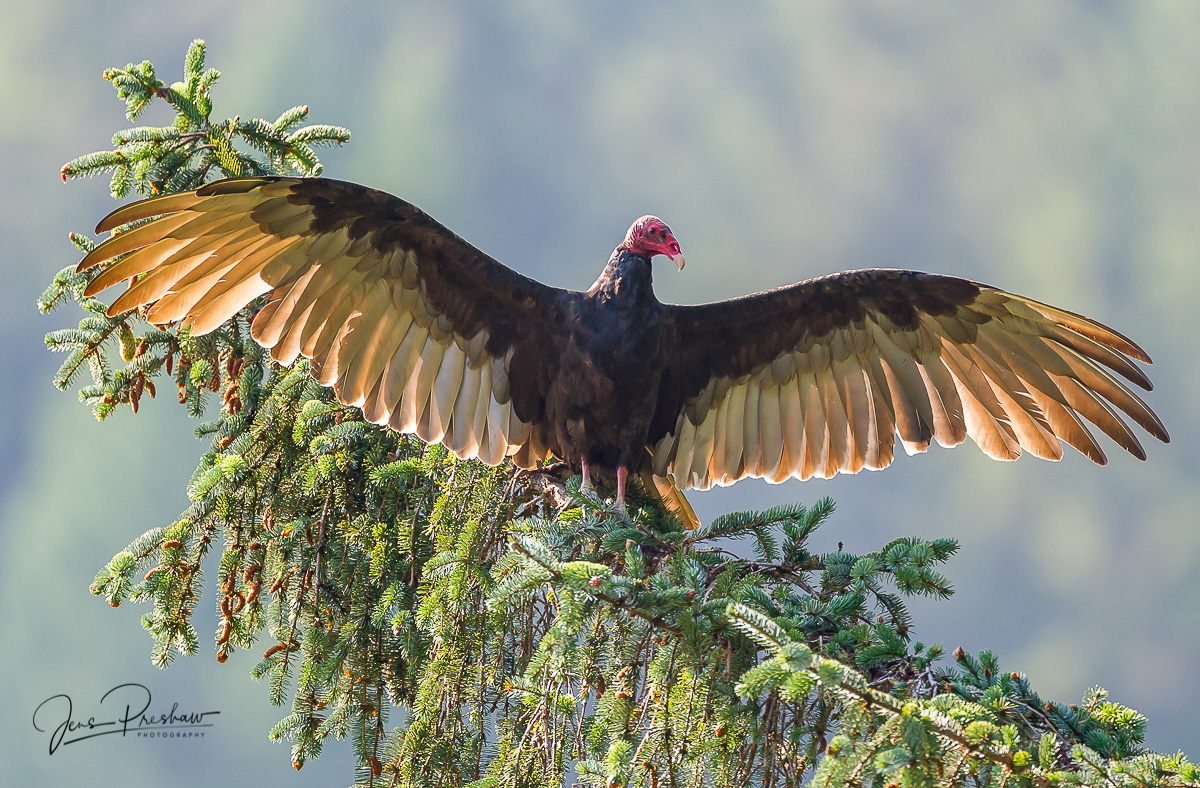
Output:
[[623, 215, 686, 270]]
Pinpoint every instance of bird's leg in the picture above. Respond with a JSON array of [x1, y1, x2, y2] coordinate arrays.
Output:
[[580, 460, 594, 493], [615, 466, 628, 513]]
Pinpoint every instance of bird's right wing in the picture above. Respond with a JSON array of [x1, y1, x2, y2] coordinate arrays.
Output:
[[79, 176, 570, 466], [648, 270, 1168, 490]]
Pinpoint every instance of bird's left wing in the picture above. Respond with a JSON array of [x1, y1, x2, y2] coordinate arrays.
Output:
[[79, 176, 570, 466], [648, 269, 1168, 490]]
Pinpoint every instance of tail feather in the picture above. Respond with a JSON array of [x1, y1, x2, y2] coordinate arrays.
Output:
[[641, 469, 701, 530]]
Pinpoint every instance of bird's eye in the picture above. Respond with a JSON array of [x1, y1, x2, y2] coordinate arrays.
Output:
[[648, 226, 658, 236]]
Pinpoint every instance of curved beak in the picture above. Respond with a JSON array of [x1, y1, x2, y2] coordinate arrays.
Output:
[[663, 233, 685, 270]]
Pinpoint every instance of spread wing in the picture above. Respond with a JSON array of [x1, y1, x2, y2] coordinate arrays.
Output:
[[79, 176, 569, 466], [648, 270, 1169, 490]]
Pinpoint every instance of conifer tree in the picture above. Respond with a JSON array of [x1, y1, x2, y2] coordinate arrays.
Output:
[[41, 42, 1198, 788]]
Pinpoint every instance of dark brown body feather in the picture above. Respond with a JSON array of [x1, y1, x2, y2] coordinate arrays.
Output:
[[545, 249, 669, 474]]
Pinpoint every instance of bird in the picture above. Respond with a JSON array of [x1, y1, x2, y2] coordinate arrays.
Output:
[[78, 176, 1169, 522]]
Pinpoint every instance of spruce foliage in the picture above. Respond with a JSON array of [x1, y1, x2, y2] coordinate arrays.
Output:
[[42, 42, 1197, 788]]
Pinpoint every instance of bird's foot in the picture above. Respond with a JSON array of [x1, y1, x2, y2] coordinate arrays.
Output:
[[614, 466, 628, 514], [577, 461, 600, 517]]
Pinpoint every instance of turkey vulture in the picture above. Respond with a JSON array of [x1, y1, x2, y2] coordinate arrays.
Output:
[[78, 176, 1169, 517]]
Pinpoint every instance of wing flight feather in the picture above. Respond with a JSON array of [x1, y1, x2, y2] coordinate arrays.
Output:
[[80, 176, 569, 466], [652, 269, 1167, 489]]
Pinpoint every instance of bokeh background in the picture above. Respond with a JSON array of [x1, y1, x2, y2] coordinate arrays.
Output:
[[3, 1, 1199, 784]]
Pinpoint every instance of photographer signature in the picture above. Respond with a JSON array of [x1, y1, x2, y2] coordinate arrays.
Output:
[[32, 683, 220, 754]]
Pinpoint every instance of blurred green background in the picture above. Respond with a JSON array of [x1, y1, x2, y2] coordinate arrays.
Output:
[[3, 1, 1198, 783]]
